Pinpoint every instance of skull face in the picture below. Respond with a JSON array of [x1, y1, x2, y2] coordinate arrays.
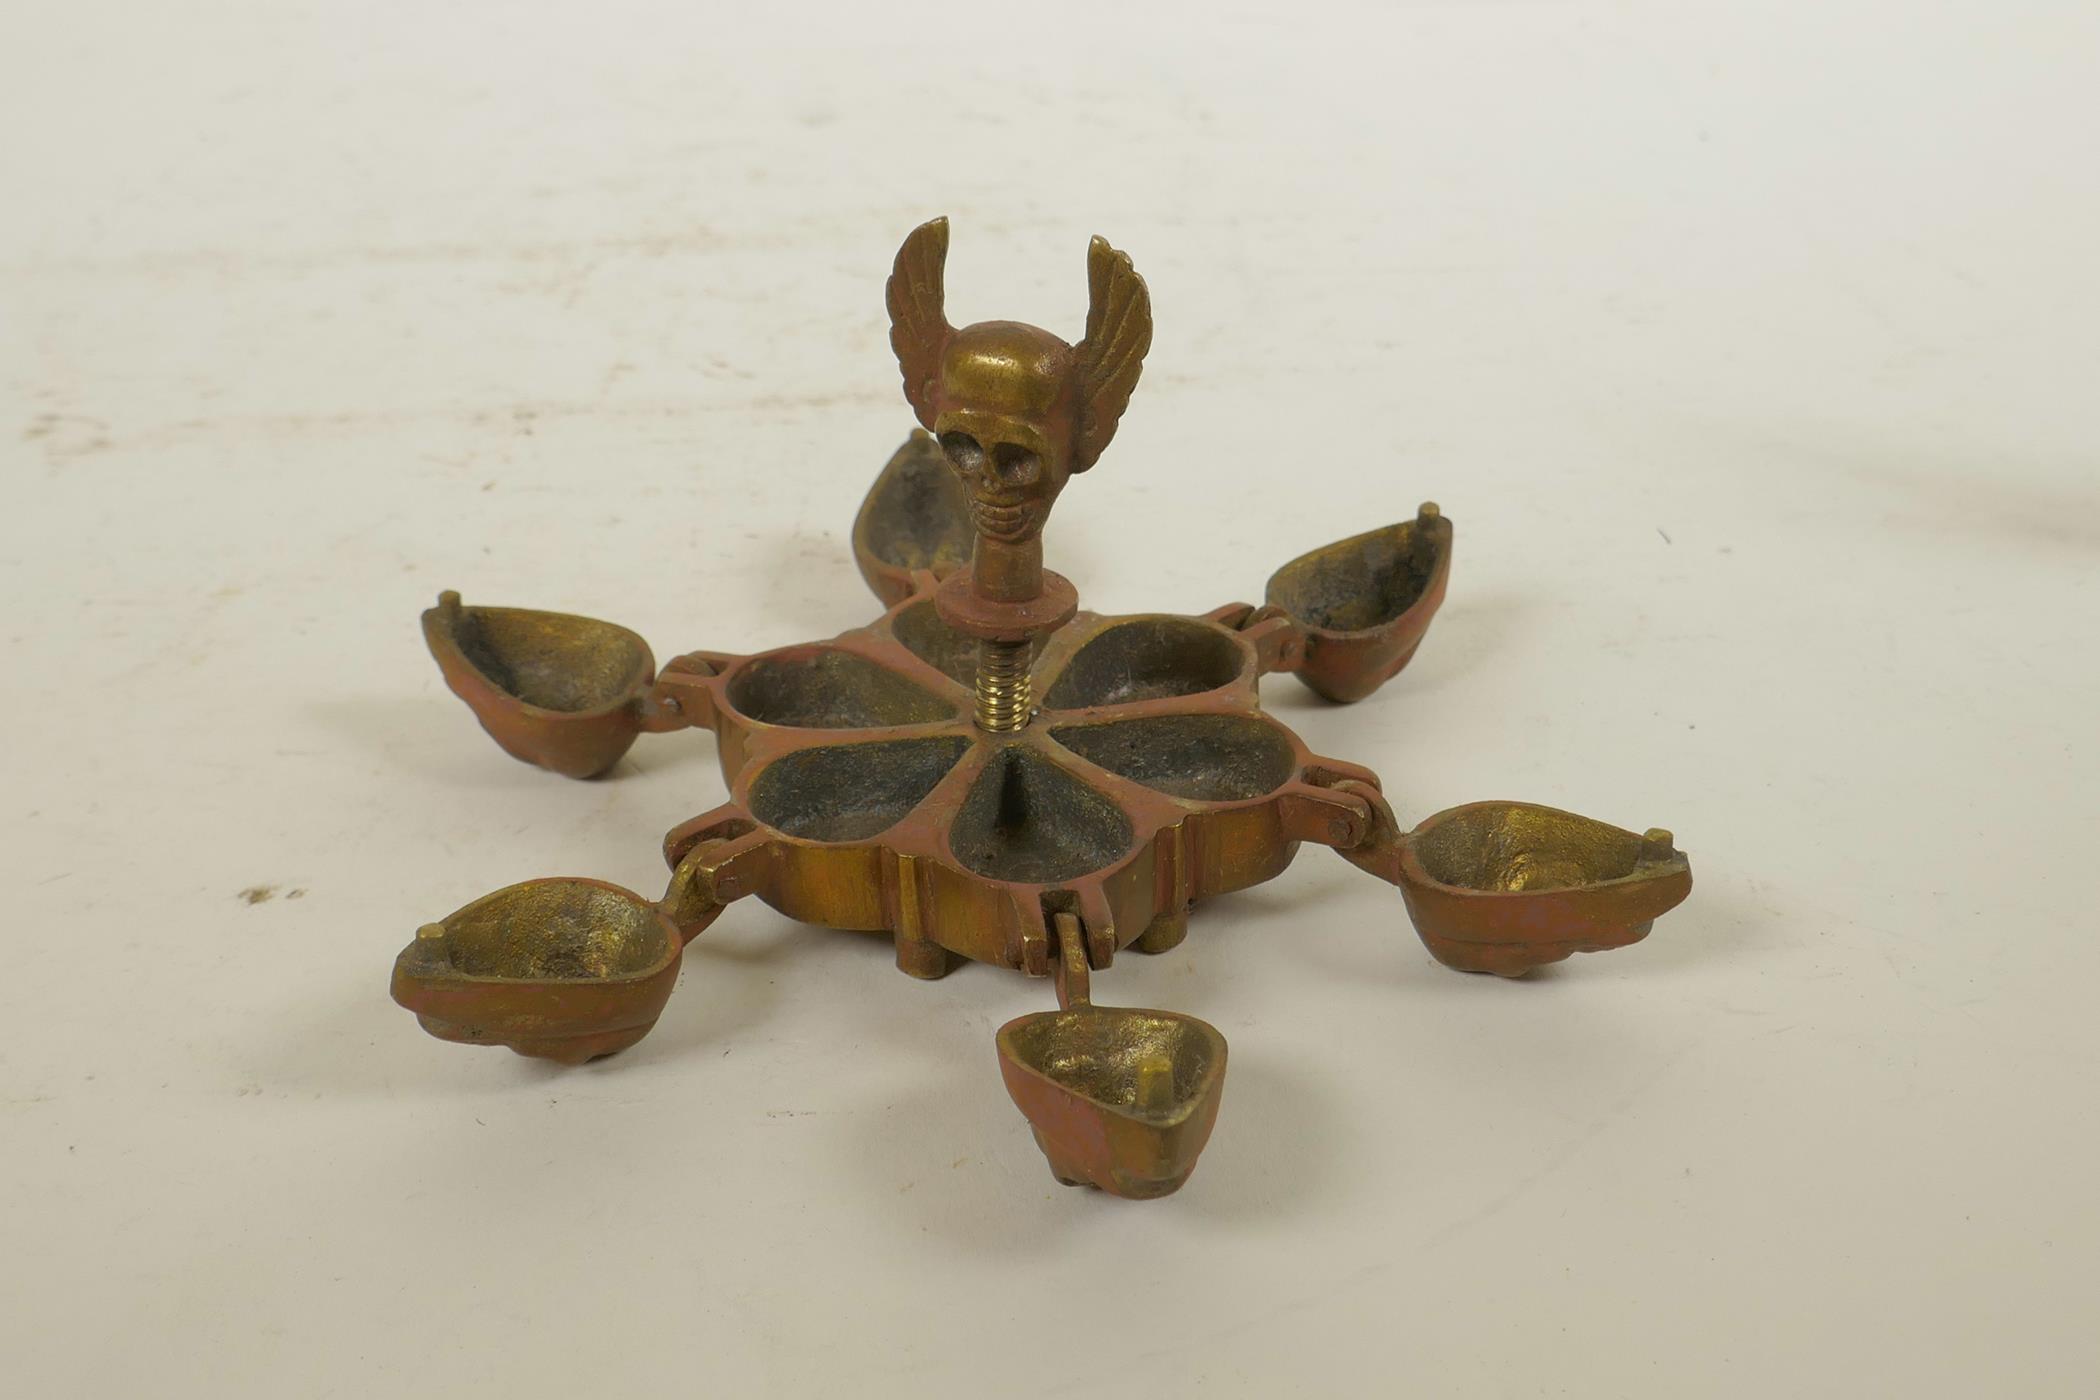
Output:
[[936, 423, 1058, 542], [930, 322, 1078, 544]]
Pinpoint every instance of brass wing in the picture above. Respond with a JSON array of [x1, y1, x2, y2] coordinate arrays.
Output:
[[1072, 235, 1152, 471], [886, 217, 953, 431]]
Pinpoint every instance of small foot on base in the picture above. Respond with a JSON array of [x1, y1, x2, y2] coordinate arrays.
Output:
[[895, 937, 956, 980], [1133, 908, 1189, 955], [890, 936, 957, 982], [1033, 1130, 1091, 1188]]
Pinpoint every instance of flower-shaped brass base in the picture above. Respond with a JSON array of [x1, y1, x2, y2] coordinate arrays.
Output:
[[395, 434, 1692, 1198], [391, 221, 1694, 1200], [648, 571, 1387, 982]]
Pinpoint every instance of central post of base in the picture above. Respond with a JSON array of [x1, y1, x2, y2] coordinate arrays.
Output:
[[934, 536, 1079, 736]]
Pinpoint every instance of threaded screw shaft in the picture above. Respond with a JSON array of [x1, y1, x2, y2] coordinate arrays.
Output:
[[974, 639, 1032, 732]]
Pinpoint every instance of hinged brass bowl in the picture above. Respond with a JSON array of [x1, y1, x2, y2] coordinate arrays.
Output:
[[1266, 501, 1453, 702], [997, 1007, 1228, 1199], [423, 593, 657, 779], [391, 878, 685, 1064], [1395, 804, 1693, 976]]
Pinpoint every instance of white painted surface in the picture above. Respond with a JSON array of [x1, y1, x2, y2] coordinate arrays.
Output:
[[5, 2, 2096, 1394]]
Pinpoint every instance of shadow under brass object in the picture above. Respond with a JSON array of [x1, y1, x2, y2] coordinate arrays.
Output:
[[391, 217, 1696, 1198]]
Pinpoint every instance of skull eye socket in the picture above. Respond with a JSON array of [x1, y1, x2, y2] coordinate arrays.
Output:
[[992, 442, 1040, 486], [939, 432, 984, 471]]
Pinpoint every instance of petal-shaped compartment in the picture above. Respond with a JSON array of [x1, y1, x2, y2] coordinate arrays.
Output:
[[997, 1005, 1229, 1198], [1051, 713, 1297, 802], [950, 746, 1134, 883], [747, 736, 969, 843], [1039, 618, 1245, 710], [890, 598, 1039, 686], [852, 433, 974, 604], [726, 647, 953, 728]]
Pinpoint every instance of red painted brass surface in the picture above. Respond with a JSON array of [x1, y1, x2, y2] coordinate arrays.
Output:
[[1336, 788, 1694, 977], [422, 592, 657, 779], [390, 878, 689, 1065], [1266, 502, 1453, 703]]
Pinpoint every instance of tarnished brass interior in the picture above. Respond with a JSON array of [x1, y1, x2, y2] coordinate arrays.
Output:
[[1267, 518, 1436, 634], [1039, 618, 1245, 709], [1053, 713, 1297, 801], [854, 431, 973, 578], [1001, 1007, 1221, 1123], [1410, 801, 1651, 892], [950, 745, 1134, 883], [726, 648, 951, 727], [452, 605, 652, 713], [438, 879, 675, 981], [997, 1002, 1230, 1197], [747, 736, 969, 842], [890, 599, 1038, 685]]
